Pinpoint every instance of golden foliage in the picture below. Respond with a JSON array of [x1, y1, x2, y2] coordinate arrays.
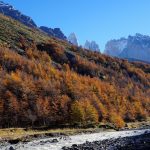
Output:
[[0, 42, 149, 128]]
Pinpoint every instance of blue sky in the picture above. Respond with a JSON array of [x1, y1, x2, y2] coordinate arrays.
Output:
[[3, 0, 150, 51]]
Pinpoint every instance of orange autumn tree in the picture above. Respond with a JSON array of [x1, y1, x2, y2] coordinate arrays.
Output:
[[110, 112, 125, 128], [83, 99, 99, 124], [36, 97, 50, 126], [70, 99, 98, 126], [70, 101, 85, 125]]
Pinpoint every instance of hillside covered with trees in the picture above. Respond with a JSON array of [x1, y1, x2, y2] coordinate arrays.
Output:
[[0, 14, 149, 128]]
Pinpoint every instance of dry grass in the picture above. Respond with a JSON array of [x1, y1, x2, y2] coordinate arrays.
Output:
[[0, 128, 97, 140], [0, 119, 150, 140], [126, 119, 150, 129]]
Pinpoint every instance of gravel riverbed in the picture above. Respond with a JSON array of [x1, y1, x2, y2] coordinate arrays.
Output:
[[63, 130, 150, 150]]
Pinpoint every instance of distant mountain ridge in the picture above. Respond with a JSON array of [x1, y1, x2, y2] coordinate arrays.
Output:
[[0, 1, 37, 28], [40, 26, 67, 40], [0, 1, 66, 40], [104, 34, 150, 63]]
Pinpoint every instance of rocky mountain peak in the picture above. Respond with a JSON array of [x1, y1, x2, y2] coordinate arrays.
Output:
[[68, 33, 78, 46], [40, 26, 67, 40], [104, 38, 127, 57], [84, 40, 100, 52], [0, 1, 37, 28], [104, 34, 150, 63]]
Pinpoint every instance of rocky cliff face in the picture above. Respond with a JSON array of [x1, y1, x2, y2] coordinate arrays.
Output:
[[104, 34, 150, 63], [40, 26, 67, 40], [84, 40, 100, 52], [0, 1, 37, 28], [105, 38, 127, 57], [67, 33, 100, 52]]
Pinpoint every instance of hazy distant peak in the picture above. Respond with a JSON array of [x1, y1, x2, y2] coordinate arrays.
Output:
[[68, 33, 78, 46], [104, 33, 150, 63], [104, 38, 127, 57], [84, 40, 100, 52]]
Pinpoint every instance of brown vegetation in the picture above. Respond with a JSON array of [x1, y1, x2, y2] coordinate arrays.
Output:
[[0, 14, 149, 128]]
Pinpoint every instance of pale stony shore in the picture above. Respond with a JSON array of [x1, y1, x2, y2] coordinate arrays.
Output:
[[0, 129, 149, 150], [62, 130, 150, 150], [0, 121, 150, 150]]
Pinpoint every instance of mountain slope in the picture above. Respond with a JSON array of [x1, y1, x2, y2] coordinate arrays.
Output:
[[104, 34, 150, 63], [0, 1, 37, 28], [0, 1, 66, 40], [0, 14, 149, 128]]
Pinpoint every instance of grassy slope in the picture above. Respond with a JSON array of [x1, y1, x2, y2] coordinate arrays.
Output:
[[0, 14, 48, 45], [0, 14, 70, 51]]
